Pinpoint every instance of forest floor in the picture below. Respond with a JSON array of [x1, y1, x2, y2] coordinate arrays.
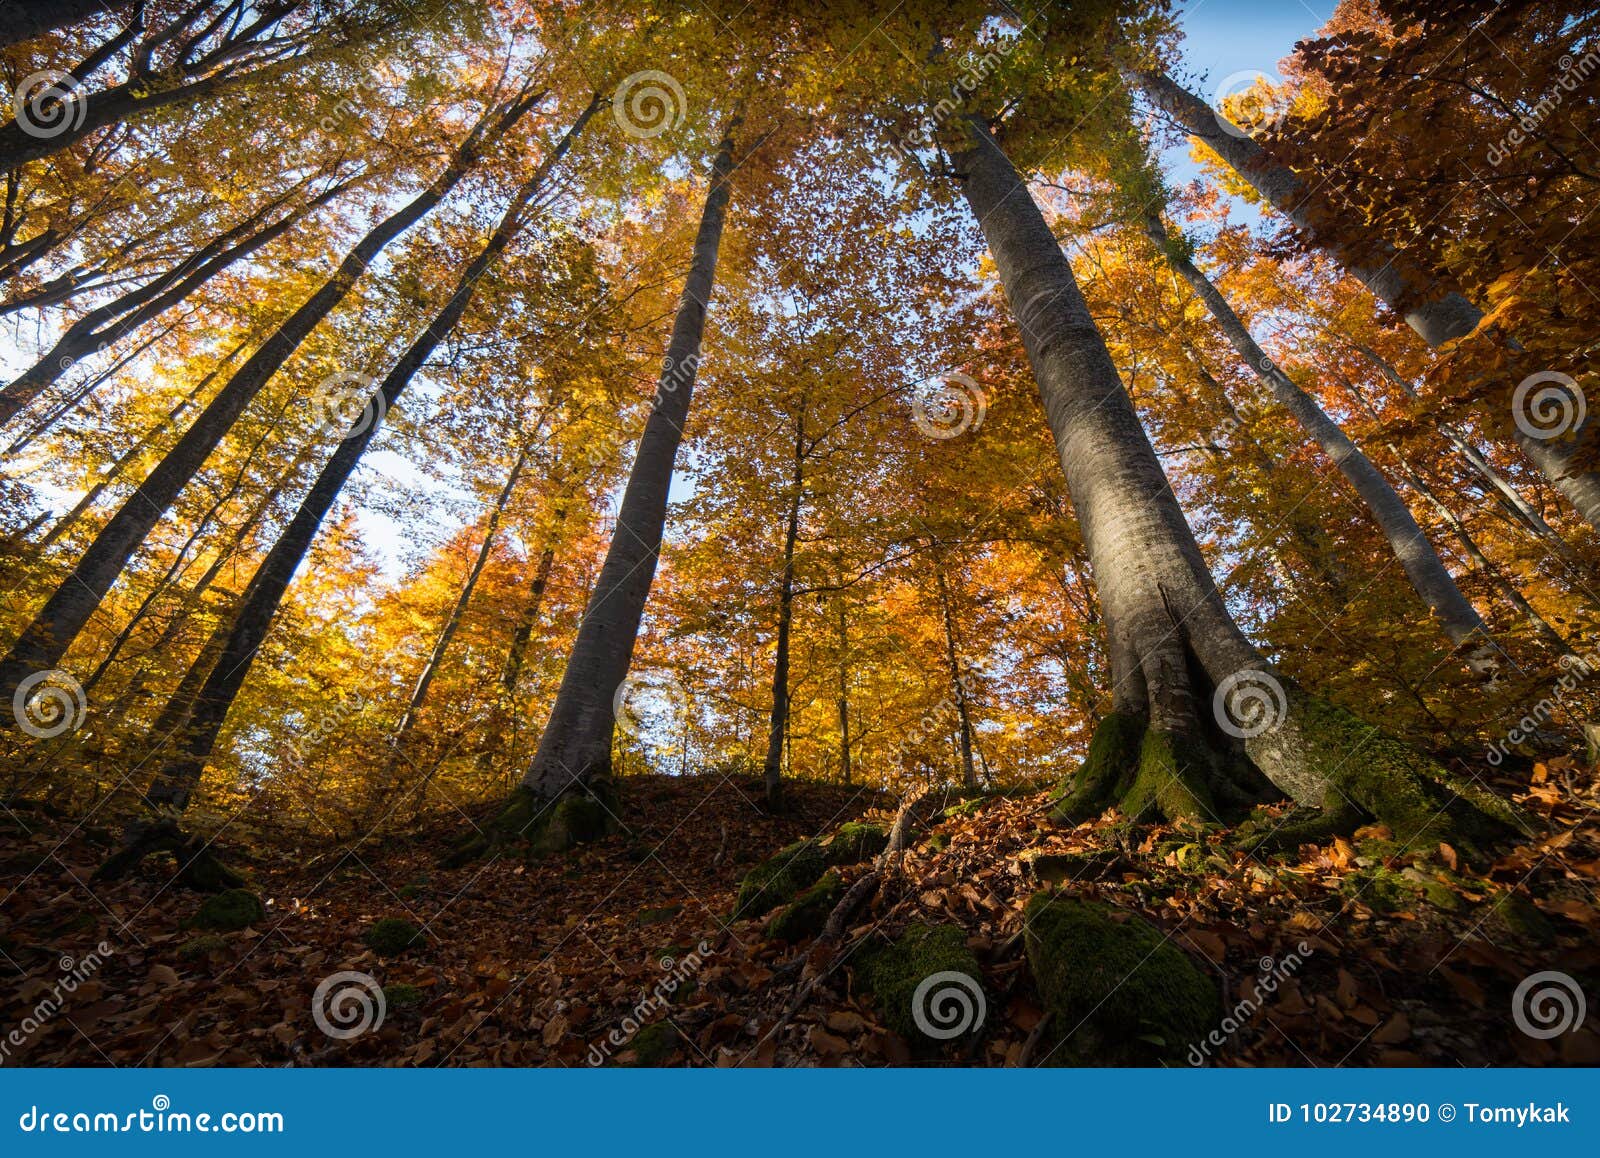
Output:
[[3, 760, 1599, 1068]]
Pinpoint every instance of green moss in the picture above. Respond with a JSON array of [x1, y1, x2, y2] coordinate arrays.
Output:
[[191, 888, 264, 931], [364, 917, 424, 955], [1019, 847, 1125, 886], [1051, 712, 1144, 822], [766, 871, 843, 942], [1023, 892, 1217, 1064], [941, 797, 988, 819], [1477, 890, 1555, 945], [824, 821, 888, 865], [534, 792, 615, 855], [862, 924, 985, 1048], [397, 884, 423, 901], [1342, 865, 1464, 914], [178, 934, 227, 959], [383, 982, 425, 1010], [1121, 730, 1215, 824], [1269, 691, 1522, 848], [626, 1021, 679, 1066], [734, 839, 827, 918], [926, 832, 950, 853]]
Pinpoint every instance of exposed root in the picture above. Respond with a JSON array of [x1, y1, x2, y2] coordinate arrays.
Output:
[[95, 819, 246, 892], [440, 782, 619, 868]]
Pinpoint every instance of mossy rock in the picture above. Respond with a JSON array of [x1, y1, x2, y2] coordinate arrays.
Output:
[[734, 839, 827, 918], [941, 797, 988, 819], [824, 821, 888, 865], [861, 923, 986, 1049], [364, 917, 425, 956], [1341, 866, 1462, 914], [925, 831, 950, 854], [383, 982, 425, 1010], [624, 1021, 679, 1066], [1023, 893, 1217, 1064], [178, 934, 228, 960], [1474, 890, 1555, 945], [1019, 847, 1124, 886], [191, 888, 264, 932], [766, 871, 843, 943], [397, 884, 424, 901]]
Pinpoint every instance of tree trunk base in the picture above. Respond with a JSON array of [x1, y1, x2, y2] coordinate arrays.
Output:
[[1054, 691, 1528, 855], [440, 782, 620, 868], [94, 819, 246, 892], [1050, 711, 1272, 827]]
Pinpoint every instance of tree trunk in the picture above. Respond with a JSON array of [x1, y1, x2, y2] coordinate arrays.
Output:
[[836, 596, 851, 786], [1129, 68, 1600, 531], [476, 529, 560, 779], [762, 433, 804, 809], [129, 94, 594, 811], [391, 446, 528, 768], [0, 91, 543, 725], [955, 119, 1516, 844], [498, 111, 742, 835], [0, 0, 130, 49], [1146, 213, 1494, 665], [931, 544, 977, 791]]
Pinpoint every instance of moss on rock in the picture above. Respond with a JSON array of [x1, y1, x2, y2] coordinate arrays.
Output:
[[1023, 892, 1217, 1064], [734, 839, 827, 918], [766, 871, 843, 943], [178, 934, 227, 959], [862, 923, 986, 1048], [383, 982, 425, 1010], [364, 917, 424, 955], [824, 821, 888, 865], [191, 888, 264, 931]]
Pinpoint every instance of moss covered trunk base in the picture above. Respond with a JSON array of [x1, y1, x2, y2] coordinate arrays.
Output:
[[95, 819, 247, 892], [440, 782, 619, 868]]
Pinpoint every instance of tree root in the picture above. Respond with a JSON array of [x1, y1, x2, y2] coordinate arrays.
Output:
[[94, 819, 246, 892]]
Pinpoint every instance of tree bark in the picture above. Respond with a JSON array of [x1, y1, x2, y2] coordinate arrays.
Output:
[[0, 91, 543, 725], [955, 118, 1515, 843], [1129, 68, 1600, 531], [0, 0, 130, 50], [1146, 213, 1494, 664], [507, 111, 742, 818], [476, 529, 560, 780]]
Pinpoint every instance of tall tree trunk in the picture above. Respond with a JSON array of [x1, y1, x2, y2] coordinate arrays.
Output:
[[762, 433, 804, 809], [931, 544, 977, 791], [0, 91, 544, 724], [495, 111, 742, 837], [954, 119, 1514, 844], [1146, 213, 1494, 665], [476, 527, 560, 780], [0, 179, 351, 427], [835, 595, 851, 786], [0, 0, 130, 49], [122, 94, 596, 811], [391, 446, 529, 771], [1129, 68, 1600, 531]]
